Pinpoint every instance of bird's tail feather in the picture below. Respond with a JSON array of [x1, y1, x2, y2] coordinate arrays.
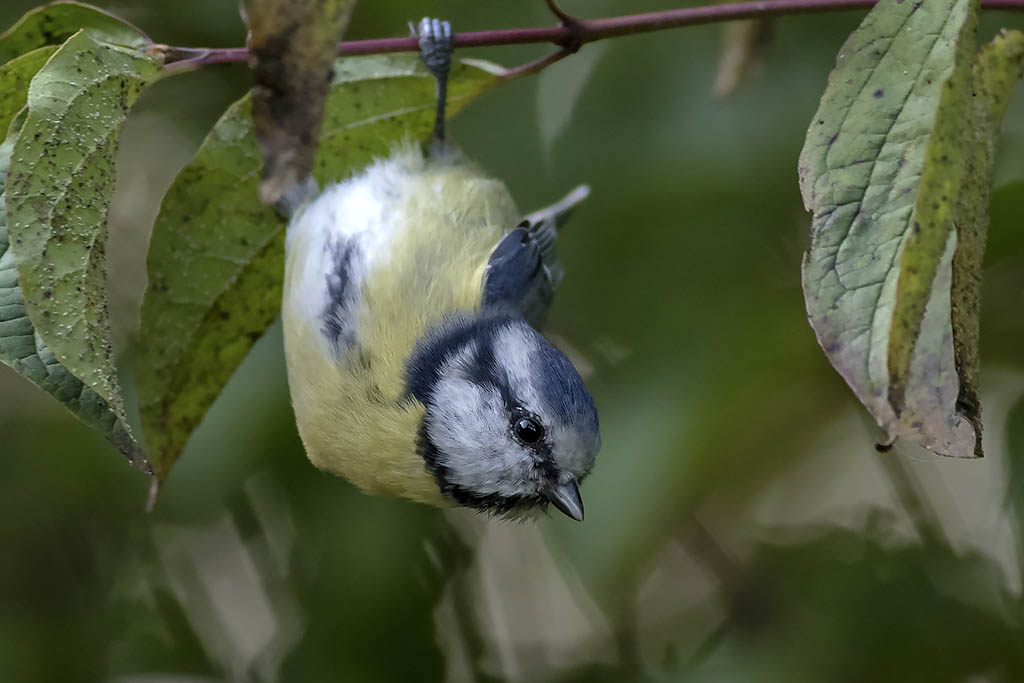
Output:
[[522, 184, 590, 289]]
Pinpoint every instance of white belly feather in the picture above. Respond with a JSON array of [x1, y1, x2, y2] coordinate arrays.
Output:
[[284, 144, 431, 347]]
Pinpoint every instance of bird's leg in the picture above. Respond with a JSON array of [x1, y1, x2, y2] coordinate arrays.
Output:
[[416, 17, 453, 145]]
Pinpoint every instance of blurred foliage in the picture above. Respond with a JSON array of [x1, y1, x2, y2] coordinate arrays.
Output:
[[1, 1, 1023, 682]]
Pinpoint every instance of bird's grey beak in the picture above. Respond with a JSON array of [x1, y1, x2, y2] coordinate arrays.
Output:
[[545, 479, 584, 522]]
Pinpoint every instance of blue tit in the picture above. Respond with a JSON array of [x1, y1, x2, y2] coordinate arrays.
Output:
[[281, 18, 600, 520]]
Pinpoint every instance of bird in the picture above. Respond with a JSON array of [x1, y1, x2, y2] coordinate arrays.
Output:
[[281, 17, 600, 521]]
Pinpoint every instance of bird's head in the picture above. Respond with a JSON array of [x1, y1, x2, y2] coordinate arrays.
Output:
[[406, 314, 600, 520]]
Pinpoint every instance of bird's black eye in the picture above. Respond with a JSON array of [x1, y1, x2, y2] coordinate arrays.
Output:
[[513, 417, 544, 444]]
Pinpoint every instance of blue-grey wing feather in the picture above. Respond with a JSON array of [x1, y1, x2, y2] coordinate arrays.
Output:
[[482, 184, 589, 328], [482, 227, 554, 328]]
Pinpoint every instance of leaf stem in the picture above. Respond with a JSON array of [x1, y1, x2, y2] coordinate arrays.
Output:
[[156, 0, 1024, 74]]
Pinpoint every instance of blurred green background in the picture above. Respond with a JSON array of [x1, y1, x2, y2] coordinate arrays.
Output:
[[3, 1, 1024, 681]]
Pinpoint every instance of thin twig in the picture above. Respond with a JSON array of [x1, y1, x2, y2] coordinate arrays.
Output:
[[544, 0, 579, 26], [500, 47, 574, 80], [156, 0, 1024, 74]]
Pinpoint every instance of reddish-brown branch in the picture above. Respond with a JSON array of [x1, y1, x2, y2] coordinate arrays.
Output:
[[157, 0, 1024, 73]]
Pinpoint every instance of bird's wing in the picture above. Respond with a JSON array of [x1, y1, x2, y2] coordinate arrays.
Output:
[[482, 225, 554, 328], [481, 185, 590, 328]]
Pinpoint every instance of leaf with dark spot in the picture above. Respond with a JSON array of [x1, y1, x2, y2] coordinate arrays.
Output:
[[4, 30, 159, 471], [798, 0, 999, 457], [246, 0, 356, 204]]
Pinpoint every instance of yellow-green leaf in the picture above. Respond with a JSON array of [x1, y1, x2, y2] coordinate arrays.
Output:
[[886, 0, 979, 455], [944, 30, 1024, 445]]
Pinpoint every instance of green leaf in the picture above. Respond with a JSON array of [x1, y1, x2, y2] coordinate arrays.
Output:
[[0, 1, 150, 66], [139, 54, 504, 478], [5, 30, 159, 471], [246, 0, 356, 203], [0, 114, 145, 469], [0, 46, 57, 138], [945, 29, 1024, 444], [799, 0, 981, 457]]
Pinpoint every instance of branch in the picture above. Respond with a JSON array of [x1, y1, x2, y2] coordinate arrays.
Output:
[[157, 0, 1024, 74]]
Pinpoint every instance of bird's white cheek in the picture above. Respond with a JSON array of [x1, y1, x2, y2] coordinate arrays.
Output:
[[428, 378, 530, 497]]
